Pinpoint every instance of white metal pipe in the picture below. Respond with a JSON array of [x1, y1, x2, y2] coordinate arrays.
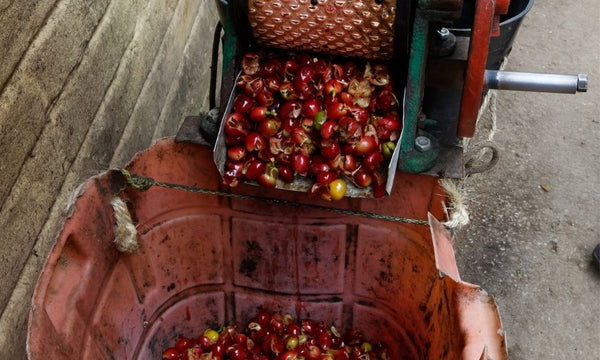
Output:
[[485, 70, 588, 93]]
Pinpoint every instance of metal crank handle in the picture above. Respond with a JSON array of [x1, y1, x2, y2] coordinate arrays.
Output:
[[485, 70, 588, 94]]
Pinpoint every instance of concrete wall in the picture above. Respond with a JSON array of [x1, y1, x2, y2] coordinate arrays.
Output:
[[0, 1, 218, 357]]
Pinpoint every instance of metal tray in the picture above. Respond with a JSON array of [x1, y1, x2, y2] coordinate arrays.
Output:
[[214, 73, 404, 198]]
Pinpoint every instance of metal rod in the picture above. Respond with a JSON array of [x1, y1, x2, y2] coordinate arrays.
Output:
[[485, 70, 588, 93], [209, 22, 223, 110]]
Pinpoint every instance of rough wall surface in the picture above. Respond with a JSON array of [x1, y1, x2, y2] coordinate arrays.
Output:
[[0, 1, 218, 358]]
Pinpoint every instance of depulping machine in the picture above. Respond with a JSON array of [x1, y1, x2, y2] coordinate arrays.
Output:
[[27, 1, 588, 359]]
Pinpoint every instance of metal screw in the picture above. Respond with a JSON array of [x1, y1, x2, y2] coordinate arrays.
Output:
[[437, 28, 450, 41], [415, 136, 431, 152]]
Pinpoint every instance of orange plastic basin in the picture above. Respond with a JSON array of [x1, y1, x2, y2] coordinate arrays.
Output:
[[27, 138, 507, 359]]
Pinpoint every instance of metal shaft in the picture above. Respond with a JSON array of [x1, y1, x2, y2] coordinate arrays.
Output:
[[485, 70, 588, 93]]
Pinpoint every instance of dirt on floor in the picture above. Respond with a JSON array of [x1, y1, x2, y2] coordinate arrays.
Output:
[[454, 0, 600, 359]]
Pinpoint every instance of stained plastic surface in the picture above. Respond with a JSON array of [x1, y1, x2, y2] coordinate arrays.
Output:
[[28, 138, 507, 359]]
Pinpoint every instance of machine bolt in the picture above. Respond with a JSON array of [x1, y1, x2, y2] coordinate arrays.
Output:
[[415, 136, 432, 152], [577, 74, 588, 92], [436, 27, 450, 41]]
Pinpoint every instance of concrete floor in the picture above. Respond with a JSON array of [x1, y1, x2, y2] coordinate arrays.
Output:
[[455, 0, 600, 359]]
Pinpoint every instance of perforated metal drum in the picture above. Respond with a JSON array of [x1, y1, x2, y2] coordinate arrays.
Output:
[[248, 0, 398, 59]]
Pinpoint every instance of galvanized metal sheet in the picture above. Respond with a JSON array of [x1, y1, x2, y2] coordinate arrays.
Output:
[[214, 72, 404, 198]]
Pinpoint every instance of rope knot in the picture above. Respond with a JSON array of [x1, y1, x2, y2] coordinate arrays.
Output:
[[121, 169, 154, 191]]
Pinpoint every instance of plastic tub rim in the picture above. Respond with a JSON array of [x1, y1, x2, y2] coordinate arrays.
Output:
[[449, 0, 535, 35]]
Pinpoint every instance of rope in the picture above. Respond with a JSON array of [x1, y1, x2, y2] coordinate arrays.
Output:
[[439, 178, 470, 229], [462, 56, 507, 175], [487, 89, 498, 142], [111, 196, 139, 253], [122, 169, 153, 191], [119, 169, 430, 226]]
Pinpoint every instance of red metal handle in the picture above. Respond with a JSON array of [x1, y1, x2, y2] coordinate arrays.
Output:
[[457, 0, 510, 138]]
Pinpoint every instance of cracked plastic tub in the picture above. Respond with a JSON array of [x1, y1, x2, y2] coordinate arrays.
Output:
[[27, 138, 507, 359]]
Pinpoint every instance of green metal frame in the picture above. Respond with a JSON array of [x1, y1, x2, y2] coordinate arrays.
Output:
[[397, 10, 440, 173], [217, 3, 237, 78]]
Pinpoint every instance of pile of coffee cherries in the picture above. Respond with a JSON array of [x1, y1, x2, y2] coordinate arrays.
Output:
[[162, 310, 388, 360], [222, 51, 401, 200]]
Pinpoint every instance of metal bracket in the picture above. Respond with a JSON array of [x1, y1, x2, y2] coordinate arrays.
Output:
[[457, 0, 509, 138], [175, 109, 220, 147]]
